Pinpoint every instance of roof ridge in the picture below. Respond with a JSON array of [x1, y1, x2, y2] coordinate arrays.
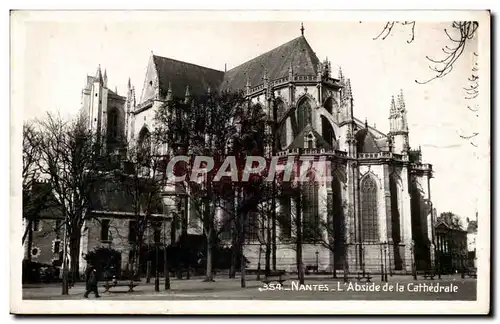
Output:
[[226, 36, 303, 74], [299, 36, 320, 74], [152, 54, 225, 74]]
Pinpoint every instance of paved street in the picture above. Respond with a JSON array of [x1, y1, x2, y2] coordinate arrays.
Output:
[[23, 274, 476, 301]]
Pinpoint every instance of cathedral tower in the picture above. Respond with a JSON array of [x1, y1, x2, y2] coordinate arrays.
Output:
[[388, 90, 410, 155]]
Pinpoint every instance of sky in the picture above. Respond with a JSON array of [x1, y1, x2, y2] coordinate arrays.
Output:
[[14, 11, 489, 225]]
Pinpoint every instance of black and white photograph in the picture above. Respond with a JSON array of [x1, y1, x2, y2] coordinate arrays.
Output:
[[10, 10, 491, 315]]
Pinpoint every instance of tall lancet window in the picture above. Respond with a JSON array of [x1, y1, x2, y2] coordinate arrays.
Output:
[[279, 123, 287, 150], [296, 98, 312, 133], [108, 109, 118, 141], [138, 127, 151, 166], [276, 99, 286, 121], [302, 181, 319, 242], [361, 175, 378, 242]]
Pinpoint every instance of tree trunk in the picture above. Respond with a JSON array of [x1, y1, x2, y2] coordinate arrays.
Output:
[[229, 243, 237, 278], [134, 234, 145, 279], [271, 189, 277, 271], [265, 215, 271, 274], [265, 239, 271, 274], [240, 241, 246, 288], [204, 232, 214, 282], [146, 260, 151, 283], [69, 233, 81, 283], [25, 221, 33, 262], [164, 244, 170, 290], [333, 241, 338, 278], [296, 188, 304, 284], [22, 219, 32, 246], [240, 212, 246, 288], [229, 219, 238, 278]]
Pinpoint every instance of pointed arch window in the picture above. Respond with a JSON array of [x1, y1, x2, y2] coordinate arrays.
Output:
[[324, 97, 333, 115], [321, 115, 335, 147], [302, 182, 319, 242], [361, 176, 378, 242], [138, 128, 151, 165], [279, 122, 287, 150], [276, 99, 286, 121], [108, 109, 118, 141], [296, 98, 312, 133]]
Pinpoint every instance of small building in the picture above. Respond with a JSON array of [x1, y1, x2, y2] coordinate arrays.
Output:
[[466, 215, 478, 268], [23, 177, 174, 280], [435, 219, 468, 274]]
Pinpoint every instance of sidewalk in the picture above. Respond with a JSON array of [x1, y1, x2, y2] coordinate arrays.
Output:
[[23, 273, 476, 300]]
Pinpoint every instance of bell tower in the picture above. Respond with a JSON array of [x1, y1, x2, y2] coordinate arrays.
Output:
[[388, 90, 410, 154]]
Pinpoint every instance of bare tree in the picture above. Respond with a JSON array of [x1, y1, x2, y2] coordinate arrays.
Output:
[[373, 21, 480, 145], [155, 89, 269, 282], [374, 21, 478, 84], [460, 51, 480, 147], [22, 122, 54, 255], [36, 112, 104, 293], [117, 134, 166, 284]]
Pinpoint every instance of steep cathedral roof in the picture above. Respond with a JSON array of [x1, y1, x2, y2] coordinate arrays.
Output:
[[355, 128, 380, 153], [152, 55, 225, 99], [221, 36, 321, 91]]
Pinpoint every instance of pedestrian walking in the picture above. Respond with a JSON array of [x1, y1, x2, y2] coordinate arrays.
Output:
[[83, 263, 100, 298]]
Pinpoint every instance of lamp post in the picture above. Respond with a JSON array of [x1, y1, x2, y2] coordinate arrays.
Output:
[[461, 243, 465, 279], [315, 251, 319, 273], [411, 240, 417, 280], [383, 241, 388, 282], [380, 243, 385, 282], [388, 242, 393, 277], [154, 240, 160, 292], [257, 245, 263, 281], [437, 237, 442, 279], [360, 244, 365, 278], [163, 217, 170, 290], [343, 244, 348, 283], [61, 218, 69, 295]]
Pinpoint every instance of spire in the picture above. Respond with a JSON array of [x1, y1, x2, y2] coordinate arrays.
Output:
[[365, 118, 368, 128], [316, 62, 323, 81], [345, 78, 352, 99], [184, 84, 191, 102], [95, 65, 103, 85], [166, 82, 173, 102], [397, 89, 406, 112], [103, 69, 108, 87], [132, 86, 136, 106], [300, 22, 305, 36], [390, 95, 397, 115], [127, 77, 131, 90], [323, 57, 331, 78], [338, 66, 345, 83]]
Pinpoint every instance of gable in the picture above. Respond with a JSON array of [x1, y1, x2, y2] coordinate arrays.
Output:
[[153, 55, 225, 100], [139, 55, 159, 104], [287, 124, 332, 150]]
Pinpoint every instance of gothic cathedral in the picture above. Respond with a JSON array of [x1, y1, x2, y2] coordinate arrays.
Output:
[[82, 28, 434, 274]]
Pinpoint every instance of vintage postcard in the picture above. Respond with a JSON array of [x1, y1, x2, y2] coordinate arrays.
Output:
[[10, 10, 491, 315]]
